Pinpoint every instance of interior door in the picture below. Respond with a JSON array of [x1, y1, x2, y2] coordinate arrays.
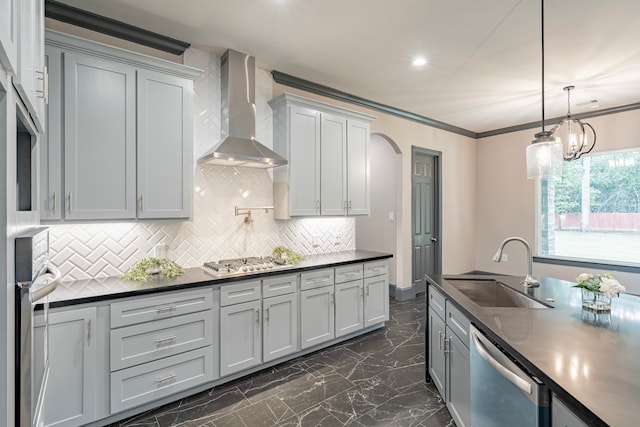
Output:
[[412, 149, 440, 294]]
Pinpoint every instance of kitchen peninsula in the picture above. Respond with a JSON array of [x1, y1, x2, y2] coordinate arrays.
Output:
[[427, 274, 640, 426]]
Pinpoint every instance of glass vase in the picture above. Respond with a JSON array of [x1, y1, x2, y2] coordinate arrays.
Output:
[[581, 288, 611, 312]]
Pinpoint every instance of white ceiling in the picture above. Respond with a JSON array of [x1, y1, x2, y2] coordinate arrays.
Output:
[[56, 0, 640, 134]]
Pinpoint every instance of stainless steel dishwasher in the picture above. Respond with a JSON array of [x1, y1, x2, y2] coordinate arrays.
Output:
[[470, 324, 550, 427]]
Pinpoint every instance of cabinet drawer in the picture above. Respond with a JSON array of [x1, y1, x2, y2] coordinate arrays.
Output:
[[220, 280, 261, 306], [300, 268, 334, 290], [262, 274, 298, 298], [110, 346, 214, 414], [111, 288, 213, 328], [446, 301, 470, 348], [364, 260, 388, 278], [428, 285, 446, 320], [110, 311, 213, 371], [335, 264, 363, 284]]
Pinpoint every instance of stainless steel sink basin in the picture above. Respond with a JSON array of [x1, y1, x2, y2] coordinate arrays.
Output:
[[444, 278, 551, 309]]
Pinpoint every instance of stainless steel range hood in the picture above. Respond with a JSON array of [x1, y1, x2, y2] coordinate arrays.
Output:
[[198, 49, 287, 168]]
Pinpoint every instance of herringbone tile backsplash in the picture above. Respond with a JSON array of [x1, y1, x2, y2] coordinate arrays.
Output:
[[48, 48, 355, 283]]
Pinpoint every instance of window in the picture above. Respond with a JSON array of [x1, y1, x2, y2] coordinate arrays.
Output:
[[538, 149, 640, 266]]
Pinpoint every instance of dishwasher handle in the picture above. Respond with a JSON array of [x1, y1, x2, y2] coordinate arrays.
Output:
[[470, 325, 532, 395]]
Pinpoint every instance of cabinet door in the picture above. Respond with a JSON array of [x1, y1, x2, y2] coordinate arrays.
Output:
[[63, 52, 136, 220], [428, 310, 446, 397], [35, 307, 97, 427], [300, 286, 335, 349], [15, 0, 45, 131], [289, 105, 320, 216], [346, 120, 370, 215], [447, 327, 471, 427], [335, 280, 364, 337], [220, 300, 261, 376], [0, 0, 18, 74], [320, 113, 347, 215], [137, 69, 192, 218], [41, 45, 62, 220], [364, 274, 389, 327], [263, 293, 298, 362]]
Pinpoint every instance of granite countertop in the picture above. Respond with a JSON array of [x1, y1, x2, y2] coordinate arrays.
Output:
[[48, 250, 392, 308], [427, 274, 640, 427]]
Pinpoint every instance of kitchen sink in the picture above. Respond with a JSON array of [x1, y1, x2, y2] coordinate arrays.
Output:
[[444, 277, 551, 309]]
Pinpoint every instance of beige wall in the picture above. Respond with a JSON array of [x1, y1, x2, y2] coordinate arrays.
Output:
[[272, 84, 478, 289], [476, 109, 640, 294]]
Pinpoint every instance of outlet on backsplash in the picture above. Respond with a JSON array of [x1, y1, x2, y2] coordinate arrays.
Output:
[[334, 233, 342, 246], [154, 244, 169, 259]]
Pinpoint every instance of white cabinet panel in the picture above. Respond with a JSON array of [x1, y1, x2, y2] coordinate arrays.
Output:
[[288, 105, 321, 216], [335, 280, 364, 337], [110, 346, 214, 414], [346, 120, 370, 215], [300, 285, 335, 349], [63, 52, 136, 220], [137, 69, 193, 219], [364, 274, 389, 327], [320, 113, 347, 215], [37, 307, 97, 427], [110, 311, 213, 371], [14, 0, 45, 131], [0, 0, 18, 74], [220, 300, 262, 376], [263, 293, 298, 362]]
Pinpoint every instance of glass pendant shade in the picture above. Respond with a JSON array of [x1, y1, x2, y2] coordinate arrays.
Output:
[[526, 131, 563, 179], [551, 86, 597, 161]]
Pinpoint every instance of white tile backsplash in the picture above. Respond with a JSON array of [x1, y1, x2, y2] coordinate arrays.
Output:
[[48, 48, 354, 282]]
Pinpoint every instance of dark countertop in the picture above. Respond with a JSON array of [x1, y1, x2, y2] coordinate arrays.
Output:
[[48, 250, 392, 308], [427, 274, 640, 427]]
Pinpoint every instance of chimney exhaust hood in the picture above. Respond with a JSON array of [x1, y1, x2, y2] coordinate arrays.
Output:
[[198, 49, 287, 168]]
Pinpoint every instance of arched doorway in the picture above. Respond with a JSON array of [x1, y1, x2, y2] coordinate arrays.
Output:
[[355, 133, 401, 292]]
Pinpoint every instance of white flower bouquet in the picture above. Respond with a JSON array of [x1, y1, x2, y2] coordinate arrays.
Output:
[[574, 272, 625, 312]]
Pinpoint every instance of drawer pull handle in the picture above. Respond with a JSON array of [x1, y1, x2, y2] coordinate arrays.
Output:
[[438, 331, 444, 350], [265, 307, 270, 321], [255, 309, 260, 323], [156, 335, 177, 344], [156, 373, 176, 383], [157, 305, 177, 313]]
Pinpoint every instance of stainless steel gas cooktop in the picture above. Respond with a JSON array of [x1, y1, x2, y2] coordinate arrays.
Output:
[[202, 256, 287, 277]]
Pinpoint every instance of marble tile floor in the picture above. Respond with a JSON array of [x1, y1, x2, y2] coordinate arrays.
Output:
[[109, 297, 454, 427]]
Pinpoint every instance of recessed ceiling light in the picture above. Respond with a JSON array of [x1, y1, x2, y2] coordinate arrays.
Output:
[[412, 56, 428, 67]]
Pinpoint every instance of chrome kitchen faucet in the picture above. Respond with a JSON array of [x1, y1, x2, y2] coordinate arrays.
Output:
[[492, 237, 540, 288]]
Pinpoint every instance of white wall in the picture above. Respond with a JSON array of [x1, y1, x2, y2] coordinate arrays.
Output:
[[272, 84, 479, 290], [355, 134, 400, 285], [476, 109, 640, 294]]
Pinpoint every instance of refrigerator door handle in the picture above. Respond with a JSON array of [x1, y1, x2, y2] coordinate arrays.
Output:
[[471, 326, 532, 395]]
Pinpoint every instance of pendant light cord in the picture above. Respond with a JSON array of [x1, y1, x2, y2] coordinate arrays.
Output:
[[540, 0, 545, 132]]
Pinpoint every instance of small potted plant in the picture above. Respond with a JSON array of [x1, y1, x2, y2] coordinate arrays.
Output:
[[574, 272, 625, 312], [121, 258, 184, 282]]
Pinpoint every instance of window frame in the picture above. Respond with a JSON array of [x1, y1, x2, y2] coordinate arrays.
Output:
[[534, 149, 640, 273]]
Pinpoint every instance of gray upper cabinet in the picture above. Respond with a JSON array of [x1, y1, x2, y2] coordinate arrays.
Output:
[[42, 30, 200, 222], [137, 69, 193, 219], [269, 93, 375, 219], [0, 0, 18, 75], [64, 52, 137, 220]]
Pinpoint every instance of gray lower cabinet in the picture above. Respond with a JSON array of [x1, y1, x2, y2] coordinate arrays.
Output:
[[552, 395, 588, 427], [446, 326, 471, 427], [428, 307, 447, 395], [363, 267, 389, 326], [36, 307, 97, 427], [335, 279, 364, 337], [300, 285, 335, 349], [428, 284, 470, 427], [263, 293, 298, 362], [220, 299, 262, 376]]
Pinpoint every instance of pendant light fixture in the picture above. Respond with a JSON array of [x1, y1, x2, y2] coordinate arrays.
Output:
[[551, 85, 597, 160], [526, 0, 563, 179]]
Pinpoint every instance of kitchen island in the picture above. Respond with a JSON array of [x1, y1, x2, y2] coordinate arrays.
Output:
[[427, 274, 640, 426]]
